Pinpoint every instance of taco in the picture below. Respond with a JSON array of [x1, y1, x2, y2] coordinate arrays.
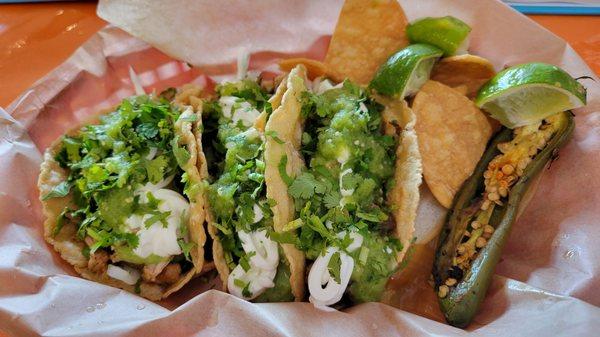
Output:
[[264, 64, 422, 306], [38, 87, 208, 301], [198, 75, 305, 302]]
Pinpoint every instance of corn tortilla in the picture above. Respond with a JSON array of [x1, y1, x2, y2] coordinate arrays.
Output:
[[38, 92, 207, 301]]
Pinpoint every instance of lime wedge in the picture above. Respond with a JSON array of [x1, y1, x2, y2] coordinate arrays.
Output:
[[475, 62, 586, 128], [406, 16, 471, 56], [370, 44, 443, 98]]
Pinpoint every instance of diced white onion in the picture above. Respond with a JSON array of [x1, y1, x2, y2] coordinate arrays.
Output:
[[308, 247, 354, 307], [125, 185, 189, 259], [107, 264, 140, 285], [218, 96, 260, 127], [227, 230, 279, 300], [336, 231, 363, 252], [253, 204, 264, 224]]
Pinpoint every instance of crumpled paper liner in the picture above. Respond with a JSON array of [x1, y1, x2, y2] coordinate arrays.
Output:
[[1, 0, 599, 336]]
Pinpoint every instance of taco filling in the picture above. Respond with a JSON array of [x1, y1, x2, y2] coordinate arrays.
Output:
[[40, 93, 204, 300], [203, 79, 294, 301], [276, 79, 407, 306]]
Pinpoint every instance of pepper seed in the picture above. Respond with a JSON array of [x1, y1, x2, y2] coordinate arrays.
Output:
[[488, 192, 500, 201], [445, 278, 457, 287], [438, 285, 449, 298], [476, 237, 487, 248], [501, 164, 514, 175], [499, 187, 508, 197], [471, 221, 481, 229]]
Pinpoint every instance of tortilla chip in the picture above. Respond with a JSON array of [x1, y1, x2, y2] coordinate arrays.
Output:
[[38, 94, 207, 301], [325, 0, 409, 85], [412, 80, 493, 208], [279, 58, 327, 80], [264, 65, 308, 301], [453, 85, 469, 96], [430, 54, 496, 98], [377, 97, 422, 263]]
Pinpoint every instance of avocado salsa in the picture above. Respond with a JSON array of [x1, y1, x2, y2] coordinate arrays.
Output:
[[203, 79, 294, 302], [279, 80, 402, 303]]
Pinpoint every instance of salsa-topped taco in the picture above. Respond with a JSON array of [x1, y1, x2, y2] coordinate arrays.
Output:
[[264, 64, 422, 306], [38, 87, 208, 301]]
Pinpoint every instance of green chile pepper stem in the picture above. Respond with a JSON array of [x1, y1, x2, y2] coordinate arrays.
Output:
[[433, 111, 575, 328]]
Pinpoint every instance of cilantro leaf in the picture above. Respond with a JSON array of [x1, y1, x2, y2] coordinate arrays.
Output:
[[42, 181, 71, 200], [145, 155, 169, 183], [269, 230, 300, 245], [323, 191, 341, 209], [289, 172, 328, 199], [356, 208, 388, 222], [144, 210, 171, 228], [172, 138, 191, 167], [178, 239, 195, 261], [307, 215, 334, 241], [265, 130, 285, 144], [282, 218, 303, 232], [136, 123, 159, 139], [327, 251, 342, 284], [53, 208, 69, 236], [278, 155, 294, 186]]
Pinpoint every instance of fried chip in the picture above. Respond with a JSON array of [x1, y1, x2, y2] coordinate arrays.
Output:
[[412, 80, 493, 208], [430, 54, 496, 98], [279, 58, 327, 80], [324, 0, 409, 85]]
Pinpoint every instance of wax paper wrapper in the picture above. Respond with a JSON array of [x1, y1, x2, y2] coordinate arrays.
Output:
[[1, 0, 599, 336]]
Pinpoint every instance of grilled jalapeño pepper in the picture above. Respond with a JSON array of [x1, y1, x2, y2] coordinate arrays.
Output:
[[432, 111, 574, 328]]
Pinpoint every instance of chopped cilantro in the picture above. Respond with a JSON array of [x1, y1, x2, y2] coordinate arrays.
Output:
[[144, 210, 171, 228], [265, 130, 285, 144], [136, 123, 159, 139], [178, 239, 195, 261], [171, 137, 191, 167], [327, 251, 342, 284], [288, 172, 327, 199], [278, 155, 293, 186], [49, 95, 188, 261], [42, 181, 71, 200], [52, 208, 69, 237], [145, 155, 169, 183]]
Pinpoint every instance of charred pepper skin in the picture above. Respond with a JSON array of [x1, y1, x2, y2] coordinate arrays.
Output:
[[432, 111, 574, 328]]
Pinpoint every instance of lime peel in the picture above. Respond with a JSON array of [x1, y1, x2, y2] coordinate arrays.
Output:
[[407, 16, 472, 56], [476, 62, 586, 128], [369, 43, 443, 98]]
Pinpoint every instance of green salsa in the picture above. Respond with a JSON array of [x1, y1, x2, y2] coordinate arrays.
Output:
[[284, 81, 401, 303]]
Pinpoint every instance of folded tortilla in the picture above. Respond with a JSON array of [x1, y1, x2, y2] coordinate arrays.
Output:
[[198, 77, 306, 301], [38, 87, 207, 301], [264, 67, 308, 301]]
